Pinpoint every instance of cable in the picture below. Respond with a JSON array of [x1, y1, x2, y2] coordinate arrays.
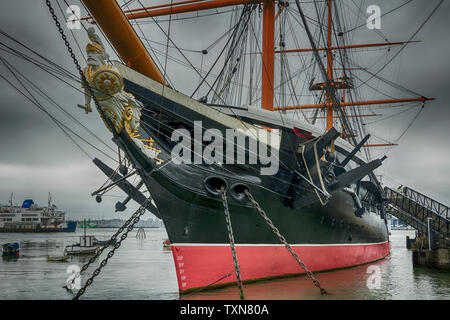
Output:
[[0, 56, 117, 162], [354, 0, 444, 90]]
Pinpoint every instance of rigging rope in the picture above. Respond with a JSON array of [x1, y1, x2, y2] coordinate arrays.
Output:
[[134, 0, 227, 104], [344, 0, 415, 34], [0, 51, 117, 155], [354, 0, 444, 90], [0, 56, 118, 162]]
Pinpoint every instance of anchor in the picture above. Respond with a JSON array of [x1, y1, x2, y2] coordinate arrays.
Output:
[[92, 158, 161, 218]]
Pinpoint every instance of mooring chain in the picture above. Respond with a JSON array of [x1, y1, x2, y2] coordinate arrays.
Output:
[[219, 186, 245, 300], [44, 0, 116, 133], [244, 190, 327, 295], [72, 199, 150, 300], [68, 200, 147, 289]]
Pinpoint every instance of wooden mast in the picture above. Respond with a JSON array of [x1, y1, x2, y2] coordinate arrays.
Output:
[[325, 0, 333, 130], [81, 0, 167, 85], [83, 0, 274, 111], [273, 97, 435, 111], [81, 0, 434, 122], [261, 0, 275, 111]]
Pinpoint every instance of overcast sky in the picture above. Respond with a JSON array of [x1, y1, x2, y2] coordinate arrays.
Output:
[[0, 0, 449, 219]]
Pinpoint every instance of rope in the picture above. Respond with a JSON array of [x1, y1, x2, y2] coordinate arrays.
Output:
[[354, 0, 444, 90], [300, 137, 328, 206], [313, 138, 329, 206], [0, 50, 117, 156]]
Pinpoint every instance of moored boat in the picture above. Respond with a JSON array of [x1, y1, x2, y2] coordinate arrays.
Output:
[[0, 193, 76, 233], [1, 242, 19, 257], [38, 0, 438, 294], [47, 255, 70, 262], [65, 219, 99, 255], [65, 236, 99, 255]]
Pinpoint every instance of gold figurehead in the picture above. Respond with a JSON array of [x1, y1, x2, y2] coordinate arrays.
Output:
[[81, 27, 142, 136]]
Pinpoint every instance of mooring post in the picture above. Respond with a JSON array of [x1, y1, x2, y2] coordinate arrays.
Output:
[[427, 217, 432, 250]]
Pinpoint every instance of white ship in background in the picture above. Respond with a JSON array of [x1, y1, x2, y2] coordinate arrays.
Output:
[[0, 193, 76, 232]]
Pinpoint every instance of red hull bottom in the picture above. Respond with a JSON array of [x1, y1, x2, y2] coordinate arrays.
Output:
[[171, 242, 390, 292]]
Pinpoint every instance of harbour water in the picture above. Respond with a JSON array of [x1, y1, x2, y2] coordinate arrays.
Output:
[[0, 228, 449, 300]]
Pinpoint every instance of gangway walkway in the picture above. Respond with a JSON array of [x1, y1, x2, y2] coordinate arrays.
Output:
[[384, 186, 449, 246]]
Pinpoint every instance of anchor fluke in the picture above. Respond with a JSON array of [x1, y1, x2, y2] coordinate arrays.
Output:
[[92, 158, 161, 218], [115, 199, 128, 212]]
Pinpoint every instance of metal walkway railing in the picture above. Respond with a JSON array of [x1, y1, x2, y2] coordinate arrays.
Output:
[[384, 186, 450, 241]]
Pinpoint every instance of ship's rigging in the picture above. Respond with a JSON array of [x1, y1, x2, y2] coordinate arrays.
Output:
[[0, 0, 445, 296], [77, 0, 438, 158], [0, 0, 442, 185]]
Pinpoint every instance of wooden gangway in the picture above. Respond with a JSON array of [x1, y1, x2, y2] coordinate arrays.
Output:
[[384, 186, 450, 245]]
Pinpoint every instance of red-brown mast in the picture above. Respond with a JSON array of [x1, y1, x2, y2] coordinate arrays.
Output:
[[80, 0, 434, 124], [87, 0, 275, 111], [261, 0, 275, 111], [81, 0, 167, 85], [325, 0, 333, 130]]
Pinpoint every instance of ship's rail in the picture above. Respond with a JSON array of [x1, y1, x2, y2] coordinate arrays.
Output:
[[402, 187, 449, 219], [384, 187, 450, 241]]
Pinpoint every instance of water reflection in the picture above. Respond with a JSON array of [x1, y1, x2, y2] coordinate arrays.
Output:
[[0, 229, 448, 299], [184, 231, 450, 300]]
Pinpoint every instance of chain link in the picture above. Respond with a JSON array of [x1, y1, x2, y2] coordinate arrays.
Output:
[[44, 0, 116, 133], [67, 199, 147, 287], [72, 199, 150, 300], [244, 190, 327, 295], [220, 186, 245, 300], [43, 0, 153, 300], [45, 0, 325, 298]]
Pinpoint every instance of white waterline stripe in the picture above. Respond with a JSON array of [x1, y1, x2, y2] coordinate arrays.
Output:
[[171, 241, 388, 247]]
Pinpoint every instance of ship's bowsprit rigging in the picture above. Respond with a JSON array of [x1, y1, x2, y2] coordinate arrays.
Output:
[[0, 0, 443, 295]]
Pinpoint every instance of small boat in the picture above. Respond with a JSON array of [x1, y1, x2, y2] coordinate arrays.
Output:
[[47, 255, 70, 262], [65, 236, 99, 255], [163, 239, 171, 249], [64, 219, 99, 255], [2, 242, 19, 257]]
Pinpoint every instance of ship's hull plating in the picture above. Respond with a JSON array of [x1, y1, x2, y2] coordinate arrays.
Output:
[[171, 242, 389, 292], [117, 137, 390, 292], [110, 64, 389, 293], [142, 169, 389, 292]]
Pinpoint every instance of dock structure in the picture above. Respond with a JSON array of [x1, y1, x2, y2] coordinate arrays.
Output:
[[384, 186, 450, 269]]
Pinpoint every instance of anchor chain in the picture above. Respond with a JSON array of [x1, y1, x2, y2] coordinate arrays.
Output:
[[244, 190, 327, 295], [68, 199, 147, 288], [219, 186, 245, 300], [44, 0, 152, 300], [44, 0, 117, 135], [72, 198, 150, 300]]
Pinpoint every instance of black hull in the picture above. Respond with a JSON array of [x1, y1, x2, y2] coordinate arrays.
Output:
[[103, 63, 390, 291], [144, 165, 388, 245]]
